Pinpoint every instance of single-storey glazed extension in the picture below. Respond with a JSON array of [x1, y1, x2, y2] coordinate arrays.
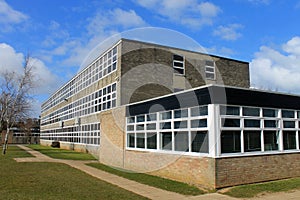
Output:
[[40, 39, 300, 189]]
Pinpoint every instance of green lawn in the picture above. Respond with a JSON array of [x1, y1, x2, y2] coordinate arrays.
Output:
[[28, 145, 204, 196], [0, 146, 147, 200], [223, 178, 300, 198], [28, 144, 97, 160], [87, 163, 205, 196]]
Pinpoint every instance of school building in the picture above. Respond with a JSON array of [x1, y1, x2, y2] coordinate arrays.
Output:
[[40, 39, 300, 189]]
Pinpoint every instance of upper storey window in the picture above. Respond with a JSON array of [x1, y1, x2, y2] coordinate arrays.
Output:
[[173, 54, 185, 75], [205, 60, 215, 80]]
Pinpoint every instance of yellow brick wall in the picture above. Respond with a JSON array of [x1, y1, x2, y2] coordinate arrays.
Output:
[[216, 153, 300, 188]]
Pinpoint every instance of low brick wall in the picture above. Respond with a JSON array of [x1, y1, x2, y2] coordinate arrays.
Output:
[[216, 153, 300, 188], [40, 139, 99, 158], [124, 150, 215, 189]]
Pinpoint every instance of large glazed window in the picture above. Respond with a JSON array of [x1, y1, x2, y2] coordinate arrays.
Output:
[[221, 131, 241, 153], [220, 105, 300, 155], [283, 131, 296, 150], [126, 105, 209, 155], [264, 131, 279, 151], [244, 131, 261, 152]]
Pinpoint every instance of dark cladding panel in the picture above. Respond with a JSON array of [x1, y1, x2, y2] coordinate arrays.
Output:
[[222, 87, 300, 110], [126, 88, 212, 116], [126, 85, 300, 117]]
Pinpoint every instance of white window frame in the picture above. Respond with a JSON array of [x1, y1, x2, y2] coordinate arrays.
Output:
[[173, 54, 185, 75], [205, 60, 215, 80]]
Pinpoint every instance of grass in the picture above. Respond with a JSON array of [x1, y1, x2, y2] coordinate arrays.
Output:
[[87, 163, 205, 196], [223, 178, 300, 198], [28, 144, 97, 160], [0, 145, 147, 200]]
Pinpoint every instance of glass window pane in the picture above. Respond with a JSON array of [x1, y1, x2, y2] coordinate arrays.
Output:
[[161, 132, 172, 150], [174, 132, 189, 152], [147, 113, 157, 121], [127, 117, 135, 124], [136, 124, 144, 131], [127, 125, 134, 131], [136, 133, 145, 148], [243, 107, 260, 116], [221, 131, 241, 153], [173, 54, 184, 61], [191, 119, 207, 128], [160, 122, 171, 129], [191, 106, 208, 116], [264, 131, 279, 151], [264, 120, 278, 128], [205, 60, 214, 66], [244, 119, 260, 128], [160, 111, 172, 120], [220, 106, 240, 116], [282, 110, 295, 118], [137, 115, 145, 122], [221, 118, 240, 127], [147, 133, 157, 149], [283, 121, 295, 128], [205, 73, 215, 79], [244, 131, 261, 152], [128, 133, 135, 148], [146, 123, 156, 130], [191, 131, 208, 153], [283, 131, 296, 150], [174, 121, 187, 129], [263, 109, 277, 117], [174, 109, 188, 118]]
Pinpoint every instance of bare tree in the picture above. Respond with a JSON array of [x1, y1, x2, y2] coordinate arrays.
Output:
[[1, 55, 35, 154]]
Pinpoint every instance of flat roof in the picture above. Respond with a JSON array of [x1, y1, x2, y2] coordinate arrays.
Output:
[[126, 84, 300, 116], [121, 38, 249, 64]]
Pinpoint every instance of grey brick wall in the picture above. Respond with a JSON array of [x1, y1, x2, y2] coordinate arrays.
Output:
[[120, 39, 250, 105]]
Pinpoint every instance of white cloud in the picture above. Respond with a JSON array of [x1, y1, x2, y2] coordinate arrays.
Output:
[[0, 43, 60, 95], [59, 8, 146, 68], [0, 0, 28, 32], [282, 37, 300, 56], [213, 24, 243, 41], [250, 36, 300, 94], [135, 0, 221, 29], [0, 43, 24, 72], [0, 43, 62, 116]]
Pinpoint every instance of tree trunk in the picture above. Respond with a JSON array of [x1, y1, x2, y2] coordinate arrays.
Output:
[[2, 127, 9, 155]]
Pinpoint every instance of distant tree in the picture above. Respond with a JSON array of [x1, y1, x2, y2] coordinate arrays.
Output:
[[1, 55, 35, 154]]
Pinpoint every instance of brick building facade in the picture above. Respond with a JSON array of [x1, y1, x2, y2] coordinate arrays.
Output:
[[40, 39, 300, 189]]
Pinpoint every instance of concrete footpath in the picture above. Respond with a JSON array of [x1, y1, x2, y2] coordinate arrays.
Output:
[[15, 145, 300, 200]]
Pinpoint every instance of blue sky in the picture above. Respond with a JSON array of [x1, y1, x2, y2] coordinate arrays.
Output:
[[1, 0, 300, 116]]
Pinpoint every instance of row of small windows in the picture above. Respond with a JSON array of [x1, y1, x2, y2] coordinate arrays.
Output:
[[126, 106, 209, 154], [42, 46, 118, 112], [41, 83, 117, 126], [220, 105, 300, 118], [221, 130, 299, 153], [127, 106, 208, 124], [222, 118, 299, 129], [40, 123, 100, 145], [127, 119, 207, 131], [127, 131, 208, 153]]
